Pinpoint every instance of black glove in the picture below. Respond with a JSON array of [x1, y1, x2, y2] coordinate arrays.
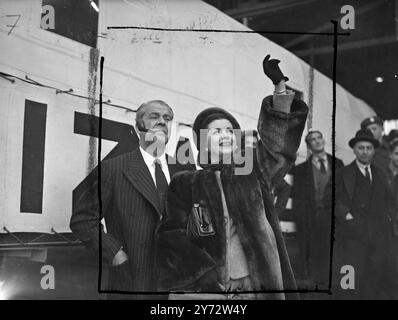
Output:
[[197, 269, 222, 292], [263, 54, 289, 85]]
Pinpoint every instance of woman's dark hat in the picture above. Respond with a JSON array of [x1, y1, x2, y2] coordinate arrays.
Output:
[[348, 129, 380, 149], [192, 107, 241, 150]]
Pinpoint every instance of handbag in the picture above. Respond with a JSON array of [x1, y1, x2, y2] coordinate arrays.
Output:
[[186, 203, 216, 239]]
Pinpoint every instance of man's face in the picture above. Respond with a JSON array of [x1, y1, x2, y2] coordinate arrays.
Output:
[[366, 124, 383, 141], [390, 145, 398, 167], [307, 132, 325, 153], [207, 119, 237, 157], [353, 141, 375, 165], [137, 102, 173, 145]]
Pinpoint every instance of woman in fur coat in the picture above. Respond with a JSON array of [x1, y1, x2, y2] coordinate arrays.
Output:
[[157, 55, 308, 300]]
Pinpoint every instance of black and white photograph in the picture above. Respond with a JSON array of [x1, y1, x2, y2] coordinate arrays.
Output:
[[0, 0, 397, 306]]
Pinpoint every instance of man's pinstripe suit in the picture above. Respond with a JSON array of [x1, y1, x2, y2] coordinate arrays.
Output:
[[70, 148, 192, 296]]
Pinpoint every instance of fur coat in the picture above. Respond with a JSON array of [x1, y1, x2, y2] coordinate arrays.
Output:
[[157, 95, 308, 299]]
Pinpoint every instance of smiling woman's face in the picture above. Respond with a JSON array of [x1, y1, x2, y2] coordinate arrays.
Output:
[[206, 118, 236, 158]]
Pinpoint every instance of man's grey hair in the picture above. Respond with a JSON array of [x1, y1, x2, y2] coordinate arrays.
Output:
[[135, 100, 174, 125]]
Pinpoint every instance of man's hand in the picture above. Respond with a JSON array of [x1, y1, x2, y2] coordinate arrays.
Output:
[[109, 250, 133, 291], [112, 248, 128, 266], [263, 54, 289, 85], [345, 213, 354, 221]]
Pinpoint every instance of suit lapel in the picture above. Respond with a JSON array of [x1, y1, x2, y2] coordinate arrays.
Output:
[[123, 149, 161, 217], [343, 161, 357, 200]]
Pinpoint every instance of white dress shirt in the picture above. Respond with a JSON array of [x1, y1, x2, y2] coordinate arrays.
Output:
[[139, 147, 171, 186], [355, 160, 373, 182]]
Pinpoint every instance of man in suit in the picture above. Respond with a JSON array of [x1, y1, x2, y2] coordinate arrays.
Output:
[[291, 130, 344, 290], [331, 129, 395, 299], [70, 100, 193, 298], [360, 116, 390, 177]]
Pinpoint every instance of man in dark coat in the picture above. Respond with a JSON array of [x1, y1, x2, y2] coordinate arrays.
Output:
[[70, 100, 194, 298], [361, 116, 390, 176], [330, 129, 396, 299], [291, 130, 344, 289]]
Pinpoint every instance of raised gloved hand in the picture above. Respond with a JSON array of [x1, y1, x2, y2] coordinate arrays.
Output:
[[263, 54, 289, 85]]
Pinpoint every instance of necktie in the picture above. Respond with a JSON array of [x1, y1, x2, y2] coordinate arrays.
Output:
[[364, 167, 371, 183], [319, 158, 327, 174], [154, 159, 168, 214]]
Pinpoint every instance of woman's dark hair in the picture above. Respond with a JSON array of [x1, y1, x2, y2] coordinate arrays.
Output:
[[204, 114, 232, 129]]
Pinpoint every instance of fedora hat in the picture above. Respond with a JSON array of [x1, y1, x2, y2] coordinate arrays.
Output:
[[349, 129, 380, 149]]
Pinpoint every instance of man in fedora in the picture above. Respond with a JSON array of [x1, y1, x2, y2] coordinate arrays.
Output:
[[360, 116, 390, 176], [329, 129, 396, 299]]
